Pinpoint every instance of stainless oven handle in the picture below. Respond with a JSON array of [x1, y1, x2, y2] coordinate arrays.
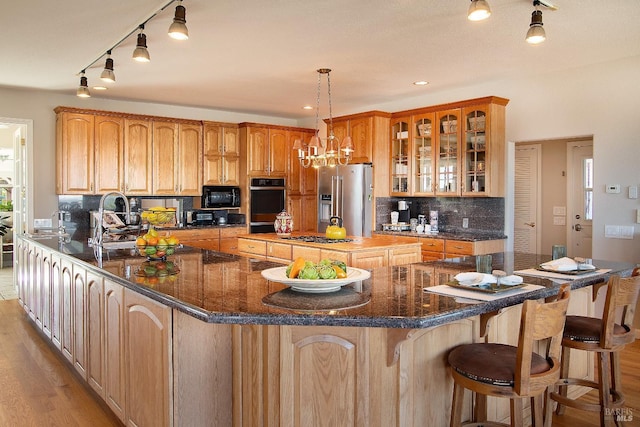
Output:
[[250, 186, 286, 190]]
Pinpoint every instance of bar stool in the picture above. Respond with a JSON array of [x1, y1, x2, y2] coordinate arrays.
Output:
[[550, 272, 640, 426], [448, 284, 571, 427]]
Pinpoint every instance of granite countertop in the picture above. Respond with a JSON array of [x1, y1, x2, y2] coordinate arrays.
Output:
[[25, 235, 634, 329], [374, 230, 507, 241]]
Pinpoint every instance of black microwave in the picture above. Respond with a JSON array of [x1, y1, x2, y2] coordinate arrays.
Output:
[[202, 186, 241, 208]]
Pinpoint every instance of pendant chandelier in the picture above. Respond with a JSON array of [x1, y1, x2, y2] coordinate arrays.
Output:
[[293, 68, 353, 168]]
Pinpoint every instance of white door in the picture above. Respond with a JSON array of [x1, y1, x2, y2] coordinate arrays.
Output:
[[567, 142, 593, 258], [514, 145, 541, 254]]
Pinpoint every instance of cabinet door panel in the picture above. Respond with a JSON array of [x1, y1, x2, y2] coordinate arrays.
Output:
[[350, 116, 373, 163], [124, 119, 153, 195], [104, 280, 126, 422], [248, 127, 269, 176], [61, 260, 73, 362], [153, 121, 179, 195], [223, 156, 240, 186], [178, 123, 203, 195], [124, 289, 171, 427], [87, 271, 104, 395], [73, 266, 87, 378], [60, 113, 94, 194], [269, 128, 288, 176], [94, 115, 124, 193]]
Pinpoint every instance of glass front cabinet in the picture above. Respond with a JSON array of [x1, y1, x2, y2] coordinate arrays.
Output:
[[391, 119, 410, 194], [388, 97, 508, 198]]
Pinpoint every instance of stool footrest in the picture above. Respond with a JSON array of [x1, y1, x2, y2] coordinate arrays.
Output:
[[551, 377, 626, 413]]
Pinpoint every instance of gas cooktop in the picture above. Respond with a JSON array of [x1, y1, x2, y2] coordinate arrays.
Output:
[[280, 235, 353, 244]]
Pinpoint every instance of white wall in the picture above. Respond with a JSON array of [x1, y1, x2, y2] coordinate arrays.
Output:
[[0, 54, 638, 263]]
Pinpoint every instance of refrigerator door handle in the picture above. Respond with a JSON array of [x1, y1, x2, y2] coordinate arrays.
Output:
[[337, 176, 343, 219], [331, 176, 336, 217]]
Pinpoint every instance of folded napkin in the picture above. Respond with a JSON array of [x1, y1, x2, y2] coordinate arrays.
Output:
[[539, 257, 595, 272], [454, 272, 523, 286]]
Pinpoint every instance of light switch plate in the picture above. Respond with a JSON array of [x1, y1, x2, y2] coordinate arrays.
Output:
[[629, 185, 638, 199], [34, 218, 52, 229], [553, 216, 566, 226], [637, 209, 640, 224]]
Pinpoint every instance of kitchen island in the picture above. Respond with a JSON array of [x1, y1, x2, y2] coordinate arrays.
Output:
[[16, 235, 634, 426]]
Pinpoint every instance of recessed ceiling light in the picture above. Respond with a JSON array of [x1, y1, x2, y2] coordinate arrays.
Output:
[[413, 81, 429, 86], [93, 86, 108, 91], [0, 124, 9, 129], [302, 105, 313, 110]]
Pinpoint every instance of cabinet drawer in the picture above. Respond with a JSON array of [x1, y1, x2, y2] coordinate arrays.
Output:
[[421, 250, 445, 262], [319, 250, 349, 264], [291, 246, 321, 263], [267, 242, 292, 261], [237, 239, 267, 257], [419, 237, 444, 253], [170, 229, 219, 241], [388, 246, 421, 266], [220, 227, 246, 238], [444, 240, 474, 256], [350, 250, 388, 270], [219, 238, 239, 255]]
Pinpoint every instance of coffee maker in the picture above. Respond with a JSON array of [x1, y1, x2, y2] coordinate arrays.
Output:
[[397, 200, 410, 223]]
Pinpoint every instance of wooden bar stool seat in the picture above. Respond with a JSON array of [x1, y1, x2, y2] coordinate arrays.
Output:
[[550, 272, 640, 426], [448, 284, 571, 427]]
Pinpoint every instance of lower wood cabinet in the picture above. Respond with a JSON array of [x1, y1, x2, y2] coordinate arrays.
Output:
[[239, 237, 421, 268]]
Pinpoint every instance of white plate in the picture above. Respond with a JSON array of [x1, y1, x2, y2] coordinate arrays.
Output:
[[261, 266, 371, 293]]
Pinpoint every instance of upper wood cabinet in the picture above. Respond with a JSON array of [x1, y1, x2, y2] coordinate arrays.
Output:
[[326, 111, 390, 164], [56, 112, 96, 194], [124, 118, 153, 195], [203, 122, 240, 186], [95, 116, 125, 194], [240, 124, 288, 177], [152, 121, 203, 196], [55, 107, 203, 196], [389, 97, 508, 197]]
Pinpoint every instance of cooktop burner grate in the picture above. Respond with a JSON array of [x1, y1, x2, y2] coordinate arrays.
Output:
[[280, 235, 353, 244]]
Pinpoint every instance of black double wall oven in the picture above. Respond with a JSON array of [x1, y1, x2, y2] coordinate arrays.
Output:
[[250, 178, 285, 233]]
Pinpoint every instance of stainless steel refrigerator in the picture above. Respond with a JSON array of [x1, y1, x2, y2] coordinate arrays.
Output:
[[317, 164, 373, 237]]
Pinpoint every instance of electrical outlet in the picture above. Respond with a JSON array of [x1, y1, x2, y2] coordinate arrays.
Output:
[[462, 218, 469, 229]]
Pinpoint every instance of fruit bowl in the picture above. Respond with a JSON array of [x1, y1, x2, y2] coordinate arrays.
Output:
[[134, 260, 180, 286], [141, 208, 177, 226], [135, 228, 180, 260]]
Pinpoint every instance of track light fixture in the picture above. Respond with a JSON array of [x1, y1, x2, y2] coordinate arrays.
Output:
[[133, 26, 151, 62], [100, 51, 116, 82], [75, 0, 191, 97], [168, 0, 189, 40], [468, 0, 491, 21], [76, 71, 90, 98], [526, 1, 546, 44]]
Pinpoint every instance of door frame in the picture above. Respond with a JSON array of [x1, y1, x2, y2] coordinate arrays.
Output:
[[566, 139, 593, 258], [0, 117, 33, 236]]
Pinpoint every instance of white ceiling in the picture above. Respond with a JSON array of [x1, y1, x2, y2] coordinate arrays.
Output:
[[2, 0, 640, 119]]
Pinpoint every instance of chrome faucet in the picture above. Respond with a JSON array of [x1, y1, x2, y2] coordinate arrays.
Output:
[[91, 191, 130, 247]]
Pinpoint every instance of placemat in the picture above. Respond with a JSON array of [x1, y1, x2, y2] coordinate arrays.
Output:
[[424, 284, 544, 302], [514, 268, 611, 283]]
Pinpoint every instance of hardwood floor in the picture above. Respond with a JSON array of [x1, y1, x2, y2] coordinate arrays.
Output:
[[1, 295, 638, 427], [551, 338, 640, 427], [0, 300, 122, 426]]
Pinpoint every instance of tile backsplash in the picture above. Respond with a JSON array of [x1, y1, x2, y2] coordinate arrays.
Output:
[[376, 197, 505, 235]]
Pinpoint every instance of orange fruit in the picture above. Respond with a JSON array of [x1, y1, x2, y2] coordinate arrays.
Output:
[[288, 257, 306, 279], [135, 237, 147, 247], [147, 237, 159, 246]]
